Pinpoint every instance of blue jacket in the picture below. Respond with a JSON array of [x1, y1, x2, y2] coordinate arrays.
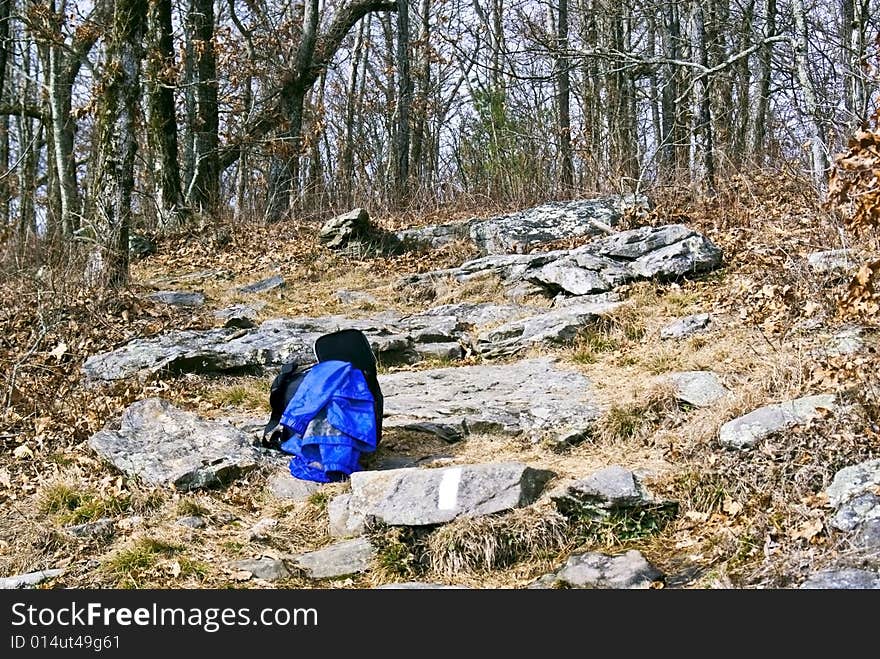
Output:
[[279, 360, 377, 482]]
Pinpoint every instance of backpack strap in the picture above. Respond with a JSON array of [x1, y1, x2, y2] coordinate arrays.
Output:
[[263, 361, 309, 450]]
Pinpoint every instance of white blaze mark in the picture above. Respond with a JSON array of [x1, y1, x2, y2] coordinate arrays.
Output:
[[437, 468, 462, 510]]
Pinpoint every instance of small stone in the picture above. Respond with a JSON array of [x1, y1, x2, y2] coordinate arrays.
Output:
[[176, 516, 205, 529], [237, 275, 285, 294]]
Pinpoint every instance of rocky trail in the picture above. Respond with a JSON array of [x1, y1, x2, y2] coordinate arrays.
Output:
[[2, 188, 879, 590]]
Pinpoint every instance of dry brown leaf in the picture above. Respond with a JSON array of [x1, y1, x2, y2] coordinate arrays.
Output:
[[790, 519, 823, 541]]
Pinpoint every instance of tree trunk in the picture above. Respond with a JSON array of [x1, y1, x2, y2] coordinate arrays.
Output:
[[92, 0, 146, 286], [146, 0, 185, 230], [341, 18, 366, 205], [792, 0, 828, 190], [394, 0, 411, 205], [556, 0, 573, 192], [0, 0, 11, 225], [659, 0, 683, 180], [410, 0, 429, 195], [185, 0, 219, 213], [692, 3, 715, 190], [750, 0, 776, 158]]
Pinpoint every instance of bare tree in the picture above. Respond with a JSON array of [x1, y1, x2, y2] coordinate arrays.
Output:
[[556, 0, 573, 191], [184, 0, 219, 212], [394, 0, 411, 203], [90, 0, 146, 285], [146, 0, 186, 230], [792, 0, 829, 190]]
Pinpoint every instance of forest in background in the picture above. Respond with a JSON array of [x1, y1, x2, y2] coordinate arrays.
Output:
[[0, 0, 877, 283]]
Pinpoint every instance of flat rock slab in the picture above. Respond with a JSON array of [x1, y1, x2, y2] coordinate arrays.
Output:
[[0, 569, 64, 589], [664, 371, 731, 408], [88, 398, 264, 491], [338, 462, 556, 528], [550, 465, 664, 512], [232, 557, 291, 581], [396, 195, 647, 253], [718, 394, 838, 450], [806, 250, 856, 275], [475, 301, 623, 357], [237, 275, 285, 294], [799, 568, 880, 589], [660, 313, 712, 340], [381, 357, 602, 442], [267, 472, 323, 501], [826, 458, 880, 536], [81, 305, 539, 383], [400, 224, 722, 299], [529, 549, 662, 589], [293, 537, 376, 579], [148, 291, 205, 307]]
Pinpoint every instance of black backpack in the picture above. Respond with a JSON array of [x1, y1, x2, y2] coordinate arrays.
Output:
[[261, 329, 384, 451]]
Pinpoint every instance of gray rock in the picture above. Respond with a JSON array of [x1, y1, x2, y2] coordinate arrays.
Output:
[[64, 518, 115, 539], [82, 309, 476, 382], [232, 557, 291, 581], [591, 223, 694, 259], [468, 195, 648, 254], [831, 491, 880, 535], [827, 459, 880, 535], [550, 466, 675, 522], [412, 341, 464, 361], [88, 398, 263, 490], [320, 208, 371, 249], [806, 250, 856, 276], [401, 224, 723, 299], [268, 473, 322, 501], [629, 235, 723, 280], [0, 569, 64, 589], [342, 462, 555, 527], [176, 516, 206, 529], [718, 394, 838, 450], [852, 518, 880, 549], [381, 357, 601, 443], [395, 196, 647, 253], [334, 290, 379, 305], [826, 459, 880, 509], [148, 290, 205, 307], [400, 422, 465, 443], [552, 466, 650, 510], [293, 537, 376, 579], [665, 371, 731, 407], [214, 303, 264, 329], [396, 223, 470, 250], [129, 234, 156, 260], [475, 301, 622, 357], [660, 313, 712, 340], [238, 275, 285, 294], [799, 568, 880, 589], [824, 327, 864, 357], [328, 494, 365, 538], [417, 302, 539, 327], [529, 549, 662, 589]]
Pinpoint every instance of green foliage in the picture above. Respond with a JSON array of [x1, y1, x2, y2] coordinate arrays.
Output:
[[566, 502, 678, 546], [38, 483, 130, 525], [367, 523, 430, 579], [572, 331, 620, 364], [102, 537, 183, 587], [456, 87, 555, 202], [176, 499, 210, 518]]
